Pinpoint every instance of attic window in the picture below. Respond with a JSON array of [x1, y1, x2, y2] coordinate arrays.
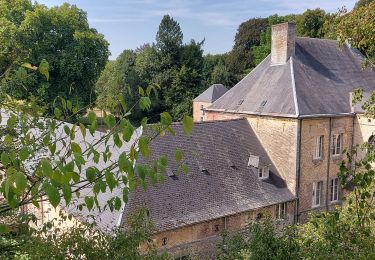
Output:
[[258, 166, 269, 179], [248, 155, 260, 168], [260, 100, 267, 107], [202, 169, 209, 175], [167, 169, 175, 177], [227, 158, 236, 169], [237, 99, 244, 105]]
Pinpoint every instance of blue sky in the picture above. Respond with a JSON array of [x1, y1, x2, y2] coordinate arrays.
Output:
[[37, 0, 357, 59]]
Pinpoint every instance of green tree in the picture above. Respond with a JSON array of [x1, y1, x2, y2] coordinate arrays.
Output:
[[210, 62, 231, 86], [354, 0, 375, 8], [155, 14, 183, 68], [226, 18, 268, 83], [335, 2, 375, 66], [1, 0, 109, 113], [296, 8, 327, 38], [251, 14, 297, 66]]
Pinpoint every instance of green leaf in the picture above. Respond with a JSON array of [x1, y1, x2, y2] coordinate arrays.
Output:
[[0, 224, 9, 234], [38, 59, 49, 80], [114, 197, 122, 210], [4, 135, 12, 146], [175, 149, 183, 162], [64, 125, 70, 136], [104, 114, 116, 128], [15, 172, 27, 193], [88, 111, 97, 124], [16, 67, 27, 84], [122, 120, 134, 142], [19, 147, 29, 161], [7, 115, 17, 129], [49, 143, 56, 155], [43, 182, 60, 208], [86, 167, 97, 182], [123, 188, 129, 203], [79, 123, 86, 138], [160, 112, 172, 126], [71, 142, 82, 155], [85, 196, 94, 211], [138, 137, 150, 158], [62, 183, 72, 204], [139, 97, 151, 111], [54, 108, 62, 119], [1, 152, 9, 166], [182, 115, 194, 135], [41, 159, 53, 177], [105, 171, 117, 192]]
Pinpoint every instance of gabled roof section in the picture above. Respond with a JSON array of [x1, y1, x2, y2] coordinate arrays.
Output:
[[207, 37, 375, 118], [194, 84, 228, 103], [122, 119, 295, 232]]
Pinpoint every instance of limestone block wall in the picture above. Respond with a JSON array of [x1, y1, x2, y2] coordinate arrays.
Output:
[[205, 111, 298, 194], [149, 201, 295, 258], [298, 116, 354, 221]]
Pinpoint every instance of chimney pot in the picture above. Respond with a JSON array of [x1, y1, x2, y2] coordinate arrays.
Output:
[[271, 22, 296, 65]]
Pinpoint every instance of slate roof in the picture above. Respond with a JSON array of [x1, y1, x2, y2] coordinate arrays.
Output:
[[194, 84, 228, 103], [122, 119, 295, 232], [0, 109, 140, 233], [208, 37, 375, 118]]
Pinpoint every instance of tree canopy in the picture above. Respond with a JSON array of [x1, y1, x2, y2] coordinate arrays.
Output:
[[0, 0, 109, 113]]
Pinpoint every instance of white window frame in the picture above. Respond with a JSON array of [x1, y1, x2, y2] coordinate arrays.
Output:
[[314, 135, 324, 159], [258, 166, 269, 179], [200, 105, 205, 121], [331, 133, 343, 156], [276, 202, 287, 219], [312, 181, 323, 207], [330, 178, 340, 202]]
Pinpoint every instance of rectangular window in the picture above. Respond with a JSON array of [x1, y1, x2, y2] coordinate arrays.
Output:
[[330, 178, 339, 202], [312, 181, 323, 207], [276, 202, 287, 219], [258, 166, 269, 179], [314, 135, 324, 159], [332, 134, 343, 156]]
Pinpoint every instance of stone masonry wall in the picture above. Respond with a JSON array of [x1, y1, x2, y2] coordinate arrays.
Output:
[[148, 201, 295, 259], [298, 116, 354, 221]]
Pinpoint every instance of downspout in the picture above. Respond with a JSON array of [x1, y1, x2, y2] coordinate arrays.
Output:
[[294, 119, 302, 223], [326, 118, 332, 211]]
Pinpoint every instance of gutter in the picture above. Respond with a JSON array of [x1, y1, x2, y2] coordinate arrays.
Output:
[[325, 118, 332, 211], [294, 119, 302, 223]]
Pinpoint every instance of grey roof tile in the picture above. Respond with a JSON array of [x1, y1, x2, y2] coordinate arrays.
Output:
[[122, 119, 295, 232], [194, 84, 228, 103], [208, 37, 375, 117]]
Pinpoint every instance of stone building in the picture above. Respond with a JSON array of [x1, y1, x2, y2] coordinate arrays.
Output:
[[192, 84, 228, 122], [121, 22, 375, 257], [199, 22, 375, 221]]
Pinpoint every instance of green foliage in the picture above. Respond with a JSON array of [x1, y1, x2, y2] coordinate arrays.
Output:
[[0, 208, 169, 259], [217, 219, 299, 260], [335, 2, 375, 66], [354, 0, 375, 9], [155, 14, 183, 67], [251, 14, 297, 66], [296, 8, 328, 38], [226, 18, 268, 81], [1, 0, 109, 113]]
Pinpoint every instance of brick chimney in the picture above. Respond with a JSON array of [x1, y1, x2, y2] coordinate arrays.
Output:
[[271, 22, 296, 65]]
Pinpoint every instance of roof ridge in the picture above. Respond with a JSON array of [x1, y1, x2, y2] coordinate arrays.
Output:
[[290, 57, 299, 116]]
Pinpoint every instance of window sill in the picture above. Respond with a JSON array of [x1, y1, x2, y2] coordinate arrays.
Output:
[[330, 200, 341, 205], [331, 155, 343, 161], [311, 204, 322, 209], [312, 157, 323, 165]]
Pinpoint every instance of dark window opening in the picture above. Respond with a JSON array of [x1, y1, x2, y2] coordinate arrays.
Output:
[[256, 213, 263, 220], [368, 135, 375, 148], [214, 224, 220, 232], [162, 237, 167, 246]]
